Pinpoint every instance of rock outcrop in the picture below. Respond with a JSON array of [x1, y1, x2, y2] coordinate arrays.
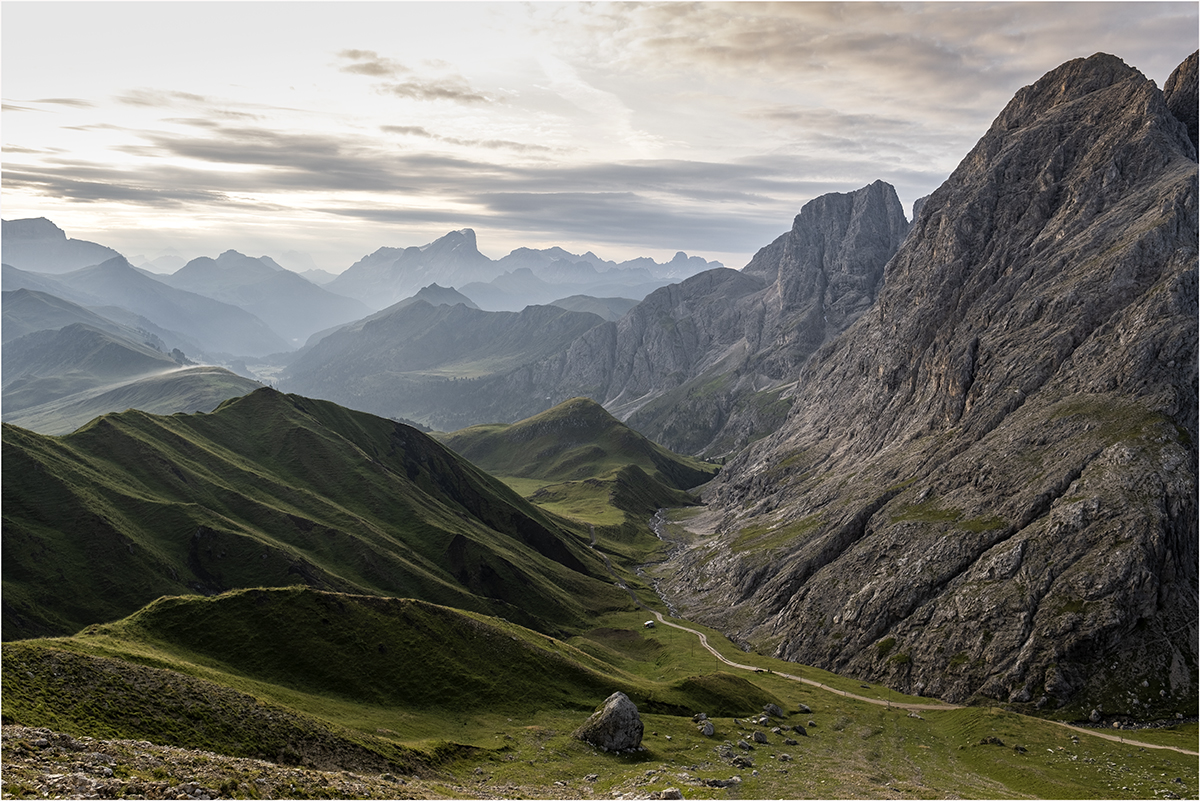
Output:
[[1164, 50, 1198, 152], [472, 181, 910, 455], [663, 53, 1198, 716], [573, 692, 644, 752]]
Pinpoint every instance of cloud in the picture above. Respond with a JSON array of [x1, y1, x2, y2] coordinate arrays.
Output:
[[34, 98, 95, 108], [337, 49, 410, 78], [379, 78, 491, 104], [115, 88, 209, 107], [338, 47, 491, 103], [2, 166, 230, 206], [380, 124, 552, 153]]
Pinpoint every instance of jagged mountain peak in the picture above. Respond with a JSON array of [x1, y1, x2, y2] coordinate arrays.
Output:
[[674, 52, 1198, 713], [2, 217, 67, 241], [993, 52, 1142, 131], [1164, 50, 1198, 154]]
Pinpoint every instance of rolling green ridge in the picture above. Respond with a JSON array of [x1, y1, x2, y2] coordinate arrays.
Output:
[[3, 365, 262, 436], [441, 397, 716, 489], [1, 589, 780, 763], [1, 387, 629, 640]]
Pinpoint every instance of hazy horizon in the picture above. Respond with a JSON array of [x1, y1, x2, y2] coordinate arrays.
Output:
[[3, 1, 1196, 273]]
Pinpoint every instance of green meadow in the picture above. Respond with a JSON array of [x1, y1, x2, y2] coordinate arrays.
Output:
[[2, 391, 1195, 798]]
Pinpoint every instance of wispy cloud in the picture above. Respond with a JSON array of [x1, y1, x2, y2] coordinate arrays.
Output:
[[115, 88, 208, 107], [337, 49, 410, 78], [380, 124, 552, 153], [338, 47, 492, 103], [34, 98, 95, 108], [379, 79, 491, 104]]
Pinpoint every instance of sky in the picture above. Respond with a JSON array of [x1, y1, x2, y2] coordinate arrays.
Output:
[[3, 2, 1197, 274]]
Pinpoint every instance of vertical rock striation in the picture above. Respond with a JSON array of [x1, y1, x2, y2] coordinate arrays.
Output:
[[671, 53, 1197, 715], [499, 181, 910, 455]]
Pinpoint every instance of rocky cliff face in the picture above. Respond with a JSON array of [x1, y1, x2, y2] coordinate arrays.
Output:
[[664, 53, 1198, 717], [1164, 50, 1198, 152], [492, 181, 910, 455]]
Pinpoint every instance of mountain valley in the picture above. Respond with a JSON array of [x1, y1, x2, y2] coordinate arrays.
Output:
[[2, 49, 1197, 800]]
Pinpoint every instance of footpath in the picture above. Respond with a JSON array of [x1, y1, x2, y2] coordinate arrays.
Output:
[[587, 523, 1199, 758]]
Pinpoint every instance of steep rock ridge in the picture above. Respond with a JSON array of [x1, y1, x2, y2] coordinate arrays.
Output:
[[668, 54, 1198, 715], [1164, 50, 1198, 153], [481, 182, 909, 455]]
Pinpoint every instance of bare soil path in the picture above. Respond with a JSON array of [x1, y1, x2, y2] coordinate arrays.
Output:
[[587, 517, 1199, 758]]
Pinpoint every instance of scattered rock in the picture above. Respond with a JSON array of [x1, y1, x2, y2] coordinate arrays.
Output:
[[796, 704, 812, 714], [699, 721, 715, 737], [703, 777, 741, 788], [807, 720, 817, 727], [573, 692, 644, 752], [1090, 709, 1103, 723], [763, 703, 784, 718], [783, 738, 799, 746], [751, 730, 769, 744], [731, 756, 754, 769], [585, 774, 599, 783], [979, 736, 1005, 746], [692, 713, 708, 723], [660, 788, 684, 800]]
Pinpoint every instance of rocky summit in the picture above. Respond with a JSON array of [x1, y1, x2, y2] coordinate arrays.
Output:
[[481, 180, 911, 456], [663, 53, 1198, 715]]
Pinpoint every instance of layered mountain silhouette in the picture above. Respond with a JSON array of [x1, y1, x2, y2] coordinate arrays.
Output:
[[2, 258, 288, 358], [657, 52, 1198, 715], [0, 218, 121, 274], [325, 228, 721, 311], [281, 301, 609, 426], [160, 250, 371, 345], [276, 183, 909, 445], [2, 287, 262, 434]]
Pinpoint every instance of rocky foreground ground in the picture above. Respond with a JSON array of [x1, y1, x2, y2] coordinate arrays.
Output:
[[0, 725, 708, 801], [0, 725, 620, 801]]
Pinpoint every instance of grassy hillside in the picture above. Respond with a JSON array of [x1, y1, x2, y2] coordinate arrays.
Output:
[[1, 588, 779, 761], [3, 366, 261, 436], [2, 388, 629, 640], [442, 397, 717, 489], [4, 588, 1194, 799]]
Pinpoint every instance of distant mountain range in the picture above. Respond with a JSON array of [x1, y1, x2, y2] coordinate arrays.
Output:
[[2, 258, 289, 357], [2, 287, 262, 434], [159, 250, 371, 346], [1, 218, 122, 274], [326, 228, 722, 311]]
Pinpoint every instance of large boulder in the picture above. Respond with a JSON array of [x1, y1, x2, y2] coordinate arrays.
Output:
[[573, 692, 644, 752]]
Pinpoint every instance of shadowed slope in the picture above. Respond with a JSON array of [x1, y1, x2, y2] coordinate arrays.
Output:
[[2, 388, 628, 640]]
